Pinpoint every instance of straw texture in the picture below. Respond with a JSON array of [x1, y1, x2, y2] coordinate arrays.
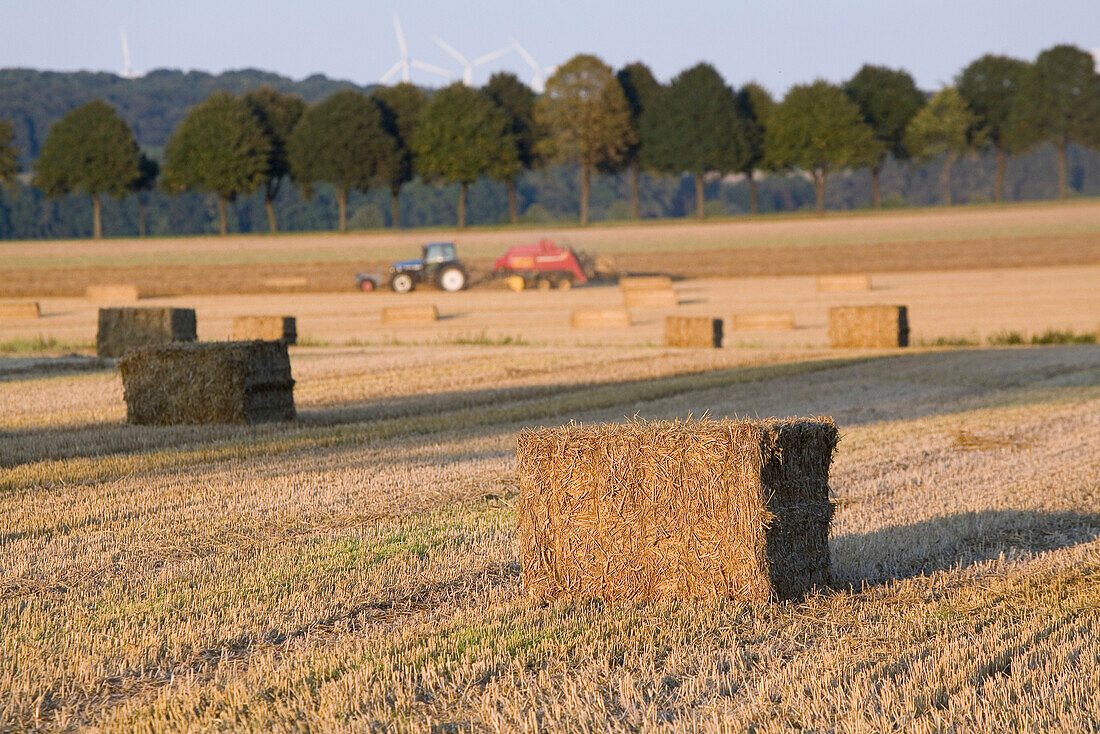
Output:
[[381, 306, 439, 324], [731, 311, 796, 331], [664, 316, 723, 348], [86, 284, 140, 302], [516, 417, 838, 604], [828, 305, 909, 348], [816, 274, 872, 293], [231, 316, 297, 344], [96, 307, 197, 358], [119, 340, 295, 425], [0, 301, 40, 319], [571, 309, 631, 328]]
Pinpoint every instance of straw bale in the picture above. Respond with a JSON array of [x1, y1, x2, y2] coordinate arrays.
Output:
[[0, 301, 40, 319], [816, 274, 872, 293], [623, 288, 679, 308], [620, 275, 673, 291], [86, 284, 140, 302], [570, 309, 631, 328], [381, 305, 439, 324], [96, 307, 197, 358], [231, 316, 297, 344], [262, 277, 308, 288], [828, 305, 909, 348], [118, 340, 295, 425], [731, 311, 796, 331], [664, 316, 722, 348], [516, 417, 838, 604]]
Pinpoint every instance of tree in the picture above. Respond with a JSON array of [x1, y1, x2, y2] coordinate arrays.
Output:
[[536, 54, 635, 225], [244, 87, 306, 233], [288, 89, 396, 233], [844, 65, 925, 207], [642, 63, 745, 219], [484, 72, 539, 224], [1018, 45, 1100, 199], [163, 92, 270, 236], [32, 100, 140, 239], [956, 55, 1031, 203], [615, 62, 662, 219], [132, 152, 159, 237], [0, 120, 17, 194], [765, 81, 879, 214], [413, 83, 519, 228], [735, 82, 774, 215], [904, 87, 980, 206], [372, 83, 427, 227]]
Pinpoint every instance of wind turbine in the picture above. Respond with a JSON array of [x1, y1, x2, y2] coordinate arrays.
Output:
[[119, 26, 136, 79], [380, 12, 451, 85], [510, 39, 555, 93], [432, 36, 510, 86]]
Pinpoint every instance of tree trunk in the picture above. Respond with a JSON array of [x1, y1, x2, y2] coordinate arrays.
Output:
[[264, 198, 278, 233], [1056, 141, 1068, 200], [695, 173, 705, 219], [630, 165, 640, 219], [458, 181, 467, 228], [994, 146, 1006, 203], [813, 170, 826, 214], [870, 166, 883, 208], [390, 185, 401, 227], [138, 197, 146, 237], [91, 194, 102, 239], [941, 153, 957, 206], [217, 196, 228, 236], [747, 172, 758, 215], [507, 179, 518, 224], [579, 165, 590, 226], [336, 187, 348, 233]]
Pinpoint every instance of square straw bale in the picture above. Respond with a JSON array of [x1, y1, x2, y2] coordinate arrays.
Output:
[[0, 301, 40, 319], [262, 277, 308, 288], [381, 305, 439, 324], [96, 307, 197, 358], [516, 418, 838, 604], [665, 316, 722, 347], [231, 315, 297, 344], [570, 309, 632, 328], [731, 311, 796, 331], [816, 274, 872, 293], [118, 340, 295, 425], [86, 284, 140, 302], [623, 288, 679, 308], [620, 275, 673, 291], [828, 305, 909, 348]]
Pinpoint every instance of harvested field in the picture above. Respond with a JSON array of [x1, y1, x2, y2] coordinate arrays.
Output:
[[731, 311, 796, 331], [0, 342, 1098, 731]]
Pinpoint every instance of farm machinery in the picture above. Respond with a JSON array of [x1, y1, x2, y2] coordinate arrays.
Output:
[[491, 239, 590, 290], [356, 241, 468, 293]]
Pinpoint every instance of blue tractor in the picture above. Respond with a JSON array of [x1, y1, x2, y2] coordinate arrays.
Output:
[[356, 241, 468, 293]]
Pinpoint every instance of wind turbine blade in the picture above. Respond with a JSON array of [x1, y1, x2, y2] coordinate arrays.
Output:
[[392, 12, 407, 58], [509, 39, 539, 71], [432, 36, 467, 65], [381, 61, 403, 83], [471, 47, 510, 66], [411, 59, 452, 78], [120, 27, 132, 76]]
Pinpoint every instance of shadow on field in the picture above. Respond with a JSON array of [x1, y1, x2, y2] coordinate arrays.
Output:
[[832, 509, 1100, 588], [0, 354, 112, 381]]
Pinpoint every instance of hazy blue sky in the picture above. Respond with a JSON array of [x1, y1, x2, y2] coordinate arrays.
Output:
[[1, 1, 1097, 95]]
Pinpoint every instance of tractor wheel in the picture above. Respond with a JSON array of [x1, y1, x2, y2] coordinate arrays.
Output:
[[438, 266, 467, 292], [557, 277, 573, 291], [359, 278, 375, 292], [390, 273, 414, 293], [505, 275, 525, 292], [536, 277, 552, 291]]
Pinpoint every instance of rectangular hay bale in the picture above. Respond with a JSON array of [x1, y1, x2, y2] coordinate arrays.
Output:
[[620, 275, 673, 291], [0, 301, 40, 319], [381, 305, 439, 324], [119, 340, 295, 425], [816, 274, 872, 293], [96, 307, 197, 358], [664, 316, 722, 348], [231, 315, 297, 344], [262, 277, 309, 288], [86, 284, 140, 302], [623, 288, 679, 308], [828, 305, 909, 348], [516, 418, 839, 604], [570, 309, 632, 329], [731, 311, 796, 331]]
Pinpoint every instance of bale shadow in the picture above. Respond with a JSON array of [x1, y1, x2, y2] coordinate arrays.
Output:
[[0, 354, 113, 382], [832, 509, 1100, 588]]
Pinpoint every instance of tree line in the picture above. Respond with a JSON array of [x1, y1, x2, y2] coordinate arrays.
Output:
[[1, 44, 1097, 238]]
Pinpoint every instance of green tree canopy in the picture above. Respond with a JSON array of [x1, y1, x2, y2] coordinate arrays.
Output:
[[642, 62, 746, 218], [0, 119, 17, 189], [536, 54, 635, 225], [131, 152, 159, 237], [957, 54, 1032, 202], [485, 72, 539, 224], [1017, 44, 1100, 199], [615, 62, 662, 219], [843, 65, 925, 207], [288, 89, 396, 233], [734, 82, 774, 214], [33, 99, 141, 238], [904, 87, 980, 205], [766, 80, 879, 213], [413, 83, 518, 228], [244, 87, 306, 232], [163, 92, 270, 235], [371, 82, 427, 227]]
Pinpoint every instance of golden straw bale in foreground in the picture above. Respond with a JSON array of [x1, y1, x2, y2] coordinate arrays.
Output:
[[828, 305, 909, 348], [664, 316, 723, 347], [231, 315, 297, 344], [96, 307, 197, 358], [516, 418, 838, 604]]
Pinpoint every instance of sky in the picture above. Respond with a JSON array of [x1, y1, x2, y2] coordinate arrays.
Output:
[[0, 0, 1097, 95]]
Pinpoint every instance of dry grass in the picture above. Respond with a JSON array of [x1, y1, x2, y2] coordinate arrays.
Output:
[[0, 343, 1098, 731]]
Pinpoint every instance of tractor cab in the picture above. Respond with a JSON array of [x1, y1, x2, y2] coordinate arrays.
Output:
[[423, 241, 455, 264]]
